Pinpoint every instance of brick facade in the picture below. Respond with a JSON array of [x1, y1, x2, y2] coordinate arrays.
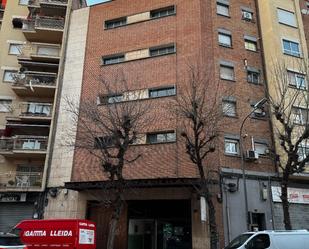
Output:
[[71, 0, 276, 248]]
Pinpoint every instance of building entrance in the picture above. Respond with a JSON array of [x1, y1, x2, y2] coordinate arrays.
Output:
[[127, 200, 192, 249]]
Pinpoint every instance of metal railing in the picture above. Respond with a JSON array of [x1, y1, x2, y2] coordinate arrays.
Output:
[[13, 73, 57, 87], [0, 136, 48, 152], [0, 171, 43, 189], [40, 0, 68, 4], [19, 102, 53, 117], [35, 16, 65, 30], [22, 16, 64, 31]]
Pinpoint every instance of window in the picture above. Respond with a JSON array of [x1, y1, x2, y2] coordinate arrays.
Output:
[[247, 69, 260, 84], [105, 17, 127, 29], [19, 0, 29, 5], [149, 86, 176, 98], [242, 10, 253, 21], [8, 44, 22, 55], [94, 136, 115, 149], [254, 142, 268, 155], [0, 99, 12, 112], [218, 33, 232, 47], [220, 65, 235, 81], [217, 2, 229, 17], [245, 39, 257, 51], [99, 94, 124, 104], [102, 55, 125, 65], [150, 6, 175, 19], [3, 70, 18, 83], [225, 138, 239, 155], [288, 71, 307, 89], [277, 9, 297, 27], [150, 45, 175, 57], [146, 131, 176, 144], [222, 98, 236, 117], [246, 234, 270, 249], [283, 39, 301, 57], [298, 142, 309, 161], [292, 107, 308, 125], [12, 18, 23, 29]]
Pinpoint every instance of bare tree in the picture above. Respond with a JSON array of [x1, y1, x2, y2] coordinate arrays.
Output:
[[66, 72, 151, 249], [172, 64, 222, 249], [268, 60, 309, 230]]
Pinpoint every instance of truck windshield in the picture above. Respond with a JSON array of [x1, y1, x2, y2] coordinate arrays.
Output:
[[225, 234, 253, 249]]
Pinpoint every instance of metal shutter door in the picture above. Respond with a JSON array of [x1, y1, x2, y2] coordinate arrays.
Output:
[[0, 203, 33, 232]]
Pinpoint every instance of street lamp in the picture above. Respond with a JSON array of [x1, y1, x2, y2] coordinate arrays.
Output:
[[239, 97, 267, 231]]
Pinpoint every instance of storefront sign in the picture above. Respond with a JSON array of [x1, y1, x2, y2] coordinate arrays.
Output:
[[272, 186, 309, 204], [0, 193, 26, 202]]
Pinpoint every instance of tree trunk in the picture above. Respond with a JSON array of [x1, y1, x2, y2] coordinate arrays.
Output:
[[106, 196, 124, 249], [203, 184, 218, 249], [281, 173, 292, 230]]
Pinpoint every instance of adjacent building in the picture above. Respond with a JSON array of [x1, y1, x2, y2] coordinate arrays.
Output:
[[257, 0, 309, 230], [0, 0, 85, 232]]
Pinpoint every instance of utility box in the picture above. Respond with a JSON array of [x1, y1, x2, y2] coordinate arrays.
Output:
[[14, 219, 96, 249]]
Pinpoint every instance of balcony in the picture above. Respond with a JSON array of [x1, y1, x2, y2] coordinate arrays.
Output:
[[22, 16, 64, 43], [18, 43, 61, 63], [0, 171, 43, 191], [0, 136, 48, 158], [7, 102, 53, 122], [12, 72, 57, 97]]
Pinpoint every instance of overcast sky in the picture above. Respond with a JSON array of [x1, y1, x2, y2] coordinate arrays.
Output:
[[86, 0, 110, 6]]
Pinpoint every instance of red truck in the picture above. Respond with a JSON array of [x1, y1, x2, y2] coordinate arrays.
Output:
[[14, 219, 96, 249]]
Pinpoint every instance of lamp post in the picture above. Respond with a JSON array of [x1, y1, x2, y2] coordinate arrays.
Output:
[[239, 97, 267, 231]]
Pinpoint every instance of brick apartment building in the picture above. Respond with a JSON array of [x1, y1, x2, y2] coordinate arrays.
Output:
[[0, 0, 85, 232], [44, 0, 279, 248]]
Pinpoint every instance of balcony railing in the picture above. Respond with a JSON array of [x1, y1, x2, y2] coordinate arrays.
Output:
[[0, 171, 43, 189], [35, 16, 65, 30], [18, 43, 61, 59], [40, 0, 68, 5], [19, 102, 52, 117], [13, 73, 57, 87], [22, 16, 64, 31], [0, 136, 48, 152]]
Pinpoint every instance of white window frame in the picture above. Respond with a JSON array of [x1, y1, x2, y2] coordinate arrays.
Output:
[[254, 142, 268, 156], [3, 70, 18, 83], [222, 100, 236, 117], [245, 40, 257, 51], [8, 43, 22, 55], [282, 39, 301, 57], [277, 8, 297, 27], [220, 65, 235, 81], [225, 138, 239, 155], [0, 99, 12, 113], [288, 70, 307, 90], [218, 33, 232, 47], [298, 142, 309, 162], [19, 0, 29, 5], [217, 3, 229, 17]]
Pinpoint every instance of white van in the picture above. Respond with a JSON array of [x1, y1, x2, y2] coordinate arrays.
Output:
[[224, 230, 309, 249]]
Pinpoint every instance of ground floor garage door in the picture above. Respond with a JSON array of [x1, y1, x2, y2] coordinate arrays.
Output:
[[0, 203, 34, 232]]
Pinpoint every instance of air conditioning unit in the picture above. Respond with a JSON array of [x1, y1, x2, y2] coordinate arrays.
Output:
[[245, 150, 259, 161], [242, 12, 253, 21]]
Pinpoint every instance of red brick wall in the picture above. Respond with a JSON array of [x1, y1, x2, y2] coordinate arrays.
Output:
[[72, 0, 275, 182]]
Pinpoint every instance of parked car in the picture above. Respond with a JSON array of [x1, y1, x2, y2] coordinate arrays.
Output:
[[224, 230, 309, 249], [0, 233, 27, 249]]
